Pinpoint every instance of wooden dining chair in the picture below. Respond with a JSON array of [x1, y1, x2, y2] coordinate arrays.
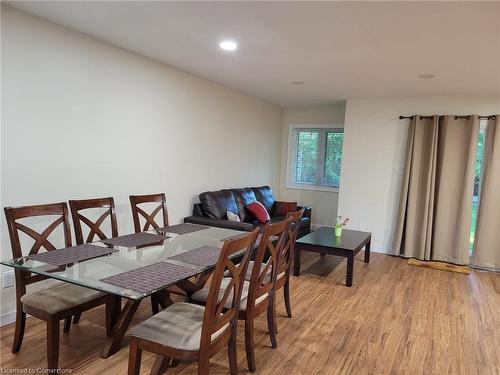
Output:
[[190, 217, 292, 372], [130, 193, 185, 313], [4, 203, 120, 371], [128, 228, 259, 375], [275, 209, 305, 320], [68, 197, 119, 324], [69, 197, 118, 245], [129, 193, 168, 233]]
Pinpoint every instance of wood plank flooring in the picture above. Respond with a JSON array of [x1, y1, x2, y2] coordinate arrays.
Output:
[[1, 251, 499, 374]]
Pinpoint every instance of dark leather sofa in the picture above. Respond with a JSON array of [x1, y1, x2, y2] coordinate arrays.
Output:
[[184, 186, 312, 238]]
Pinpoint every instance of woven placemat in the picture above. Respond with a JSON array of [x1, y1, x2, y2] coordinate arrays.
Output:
[[101, 232, 167, 248], [100, 262, 199, 294], [169, 246, 222, 267], [27, 244, 117, 267], [160, 223, 207, 235]]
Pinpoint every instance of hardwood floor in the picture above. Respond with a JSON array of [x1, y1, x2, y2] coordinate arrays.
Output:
[[1, 251, 499, 374]]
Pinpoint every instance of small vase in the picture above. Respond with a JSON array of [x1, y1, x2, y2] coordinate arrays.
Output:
[[335, 226, 342, 237]]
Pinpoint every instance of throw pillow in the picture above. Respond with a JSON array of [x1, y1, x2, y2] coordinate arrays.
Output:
[[246, 201, 271, 223], [274, 201, 298, 216], [226, 210, 241, 222]]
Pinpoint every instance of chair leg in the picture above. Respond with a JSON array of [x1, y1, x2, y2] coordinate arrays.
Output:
[[244, 317, 256, 372], [151, 355, 170, 375], [284, 277, 292, 318], [73, 313, 82, 324], [63, 317, 72, 333], [273, 294, 278, 334], [151, 295, 160, 315], [266, 299, 277, 349], [198, 356, 210, 375], [12, 308, 26, 353], [228, 326, 238, 375], [128, 338, 142, 375], [46, 318, 60, 371]]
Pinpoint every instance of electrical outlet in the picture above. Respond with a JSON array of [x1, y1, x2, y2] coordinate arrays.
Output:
[[2, 271, 14, 289]]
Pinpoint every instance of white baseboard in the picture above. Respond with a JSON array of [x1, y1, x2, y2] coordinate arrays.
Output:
[[0, 310, 17, 327]]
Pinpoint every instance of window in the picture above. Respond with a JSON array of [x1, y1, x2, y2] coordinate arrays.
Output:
[[287, 125, 344, 191], [469, 120, 488, 253]]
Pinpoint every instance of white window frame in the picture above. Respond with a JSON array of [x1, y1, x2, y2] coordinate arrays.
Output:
[[286, 124, 343, 193]]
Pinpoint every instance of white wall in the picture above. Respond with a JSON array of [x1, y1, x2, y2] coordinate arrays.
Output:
[[279, 104, 346, 227], [338, 96, 500, 252], [0, 7, 282, 320]]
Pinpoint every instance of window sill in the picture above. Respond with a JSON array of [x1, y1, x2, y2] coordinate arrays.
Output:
[[284, 184, 340, 193]]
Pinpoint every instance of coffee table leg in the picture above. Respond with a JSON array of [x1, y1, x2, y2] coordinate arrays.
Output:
[[364, 239, 371, 263], [293, 245, 301, 276], [346, 254, 354, 287]]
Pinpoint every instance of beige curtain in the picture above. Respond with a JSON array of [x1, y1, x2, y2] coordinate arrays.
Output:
[[473, 116, 500, 270], [393, 115, 479, 265]]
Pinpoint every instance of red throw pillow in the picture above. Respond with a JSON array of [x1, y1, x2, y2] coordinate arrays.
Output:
[[274, 201, 298, 216], [246, 201, 271, 223]]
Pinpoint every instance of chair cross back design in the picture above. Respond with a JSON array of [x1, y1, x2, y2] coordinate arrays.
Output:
[[129, 193, 168, 233], [273, 208, 305, 323], [4, 202, 116, 371], [69, 197, 118, 245], [202, 229, 258, 345], [281, 209, 305, 275], [248, 218, 292, 306], [128, 228, 259, 375], [5, 202, 72, 272]]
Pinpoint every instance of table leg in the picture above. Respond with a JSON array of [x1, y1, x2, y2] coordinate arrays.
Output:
[[364, 239, 371, 263], [156, 290, 174, 310], [346, 254, 354, 287], [293, 245, 301, 276], [177, 271, 211, 296], [101, 299, 140, 358]]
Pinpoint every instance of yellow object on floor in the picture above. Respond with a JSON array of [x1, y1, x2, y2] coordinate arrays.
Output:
[[408, 258, 471, 275]]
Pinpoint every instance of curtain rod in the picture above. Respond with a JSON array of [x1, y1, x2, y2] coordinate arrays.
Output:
[[399, 115, 496, 120]]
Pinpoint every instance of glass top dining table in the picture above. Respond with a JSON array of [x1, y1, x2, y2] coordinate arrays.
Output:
[[0, 225, 246, 301], [1, 224, 251, 359]]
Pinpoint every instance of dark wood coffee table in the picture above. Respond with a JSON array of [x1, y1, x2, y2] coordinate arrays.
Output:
[[294, 227, 371, 287]]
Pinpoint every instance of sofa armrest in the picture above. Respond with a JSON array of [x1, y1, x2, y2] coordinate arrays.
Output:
[[297, 205, 312, 219], [184, 216, 254, 232]]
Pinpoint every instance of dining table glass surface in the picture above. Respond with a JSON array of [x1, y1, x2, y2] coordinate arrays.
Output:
[[0, 226, 246, 300]]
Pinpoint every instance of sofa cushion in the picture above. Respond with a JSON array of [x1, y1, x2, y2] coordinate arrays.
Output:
[[226, 210, 240, 222], [251, 186, 276, 214], [231, 188, 257, 221], [246, 201, 270, 223], [199, 190, 238, 219]]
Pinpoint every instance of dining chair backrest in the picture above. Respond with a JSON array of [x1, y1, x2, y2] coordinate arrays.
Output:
[[247, 217, 293, 305], [4, 202, 72, 289], [279, 209, 305, 276], [69, 197, 118, 245], [200, 228, 259, 350], [129, 193, 168, 233]]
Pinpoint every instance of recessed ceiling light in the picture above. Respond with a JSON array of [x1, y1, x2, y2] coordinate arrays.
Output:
[[418, 74, 435, 79], [291, 81, 304, 85], [219, 40, 238, 51]]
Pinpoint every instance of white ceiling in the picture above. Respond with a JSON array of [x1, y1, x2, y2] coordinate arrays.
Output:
[[6, 1, 500, 107]]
